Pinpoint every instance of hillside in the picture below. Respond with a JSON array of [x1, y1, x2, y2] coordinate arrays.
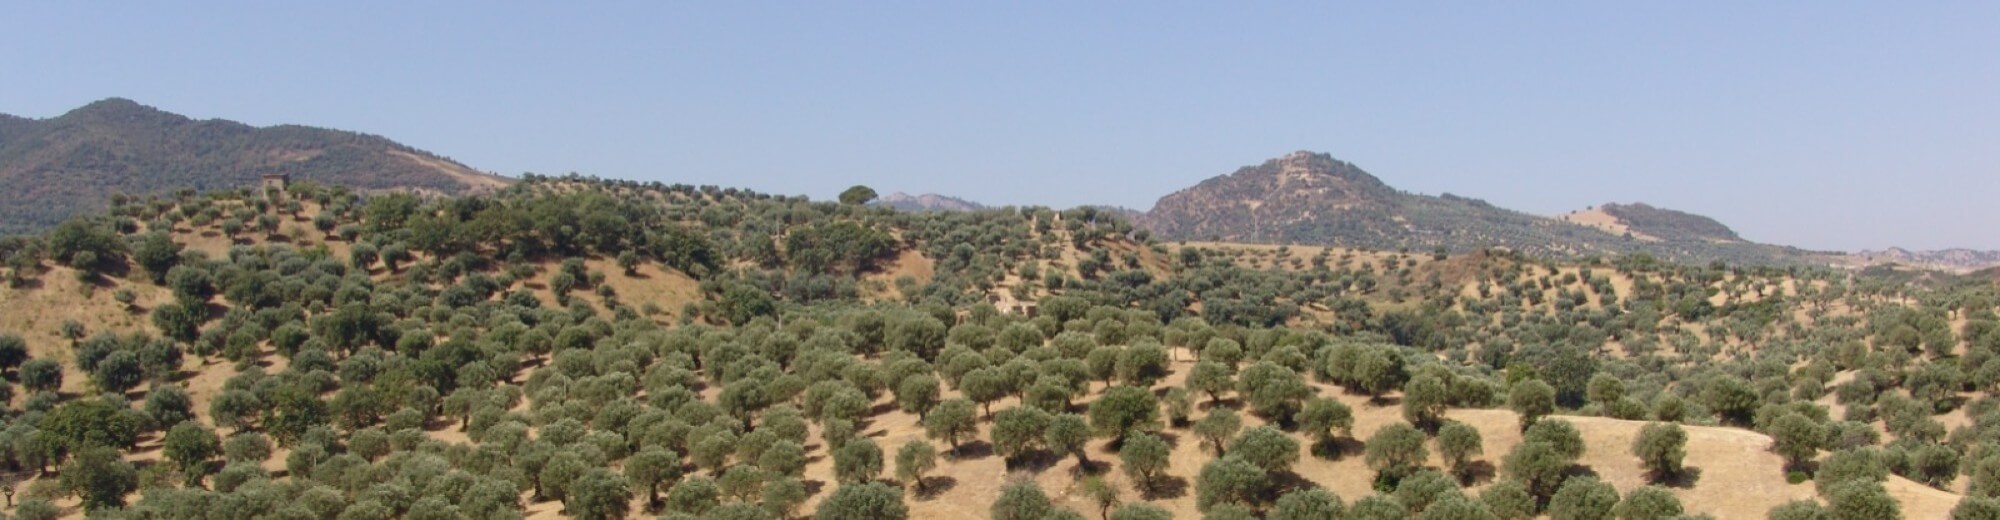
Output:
[[1848, 247, 2000, 273], [0, 98, 510, 235], [0, 174, 1994, 519], [1139, 151, 1812, 266]]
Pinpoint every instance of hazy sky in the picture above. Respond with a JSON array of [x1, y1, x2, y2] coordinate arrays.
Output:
[[4, 3, 1995, 251]]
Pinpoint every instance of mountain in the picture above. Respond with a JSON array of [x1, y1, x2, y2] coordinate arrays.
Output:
[[873, 192, 985, 212], [0, 98, 510, 234], [1138, 151, 1810, 265], [1848, 247, 2000, 273]]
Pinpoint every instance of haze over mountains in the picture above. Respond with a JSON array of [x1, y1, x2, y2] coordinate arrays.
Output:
[[1, 99, 1991, 270], [0, 98, 509, 235]]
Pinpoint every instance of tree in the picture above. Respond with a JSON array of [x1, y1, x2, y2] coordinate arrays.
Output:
[[814, 483, 908, 520], [627, 447, 681, 509], [1047, 413, 1094, 467], [1195, 456, 1269, 512], [1504, 441, 1571, 501], [993, 406, 1053, 461], [1586, 374, 1626, 407], [1228, 426, 1300, 474], [992, 481, 1056, 520], [132, 231, 181, 283], [895, 440, 936, 492], [1109, 504, 1175, 520], [1365, 422, 1429, 483], [1703, 376, 1759, 426], [665, 477, 721, 515], [1120, 433, 1171, 491], [43, 398, 143, 450], [1081, 476, 1120, 520], [1348, 495, 1408, 520], [1952, 496, 2000, 520], [924, 398, 978, 454], [0, 334, 28, 373], [835, 438, 884, 484], [1824, 480, 1899, 520], [1351, 347, 1409, 398], [1187, 361, 1234, 404], [1194, 408, 1243, 456], [1547, 476, 1618, 520], [1088, 386, 1159, 443], [1116, 344, 1170, 388], [163, 421, 220, 488], [1296, 397, 1354, 448], [1402, 374, 1451, 428], [566, 468, 633, 520], [1481, 480, 1537, 520], [962, 369, 1011, 418], [1438, 421, 1485, 480], [1614, 485, 1683, 520], [1508, 380, 1556, 430], [60, 446, 137, 511], [90, 350, 144, 394], [839, 186, 879, 206], [1767, 413, 1823, 470], [897, 375, 941, 420], [1632, 422, 1686, 482], [1524, 419, 1585, 461], [760, 440, 808, 478], [21, 358, 61, 393], [1270, 487, 1346, 520], [152, 301, 205, 344], [1237, 361, 1311, 424]]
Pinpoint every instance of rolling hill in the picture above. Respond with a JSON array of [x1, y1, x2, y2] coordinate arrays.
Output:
[[0, 98, 510, 235], [1137, 151, 1817, 265]]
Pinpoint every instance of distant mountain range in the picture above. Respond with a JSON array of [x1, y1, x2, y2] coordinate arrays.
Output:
[[872, 192, 985, 212], [0, 98, 509, 234], [1846, 248, 2000, 273]]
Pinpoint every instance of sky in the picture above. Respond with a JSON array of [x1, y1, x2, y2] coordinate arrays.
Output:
[[3, 3, 1995, 251]]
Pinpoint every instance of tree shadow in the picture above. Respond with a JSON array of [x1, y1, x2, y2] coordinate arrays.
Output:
[[1140, 475, 1190, 500], [1564, 464, 1600, 480], [1196, 397, 1243, 412], [1457, 460, 1497, 486], [1005, 450, 1062, 474], [802, 479, 827, 497], [1311, 437, 1364, 460], [948, 440, 994, 461], [913, 476, 958, 500], [1654, 466, 1704, 489]]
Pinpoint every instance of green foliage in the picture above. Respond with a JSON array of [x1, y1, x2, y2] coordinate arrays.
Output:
[[834, 438, 884, 484], [1615, 485, 1684, 520], [60, 446, 138, 511], [1195, 456, 1269, 512], [1438, 421, 1485, 478], [1270, 487, 1346, 520], [1547, 476, 1618, 520], [1120, 432, 1172, 490], [1089, 386, 1160, 443], [1508, 379, 1556, 430], [1228, 426, 1300, 474], [895, 440, 936, 491], [814, 483, 908, 520], [1632, 422, 1687, 482], [991, 481, 1056, 520], [1365, 422, 1429, 483]]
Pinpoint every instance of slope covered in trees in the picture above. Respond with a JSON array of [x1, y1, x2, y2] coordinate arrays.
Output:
[[0, 173, 1994, 519], [0, 98, 510, 235]]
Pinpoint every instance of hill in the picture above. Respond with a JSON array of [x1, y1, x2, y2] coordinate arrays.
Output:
[[1848, 247, 2000, 273], [1139, 151, 1814, 265], [0, 98, 510, 234], [873, 192, 986, 212], [0, 174, 1989, 519]]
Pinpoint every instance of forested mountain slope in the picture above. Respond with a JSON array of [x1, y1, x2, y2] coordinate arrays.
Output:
[[0, 98, 509, 235]]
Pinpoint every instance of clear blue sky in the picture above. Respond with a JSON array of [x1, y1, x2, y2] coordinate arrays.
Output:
[[5, 2, 1995, 251]]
